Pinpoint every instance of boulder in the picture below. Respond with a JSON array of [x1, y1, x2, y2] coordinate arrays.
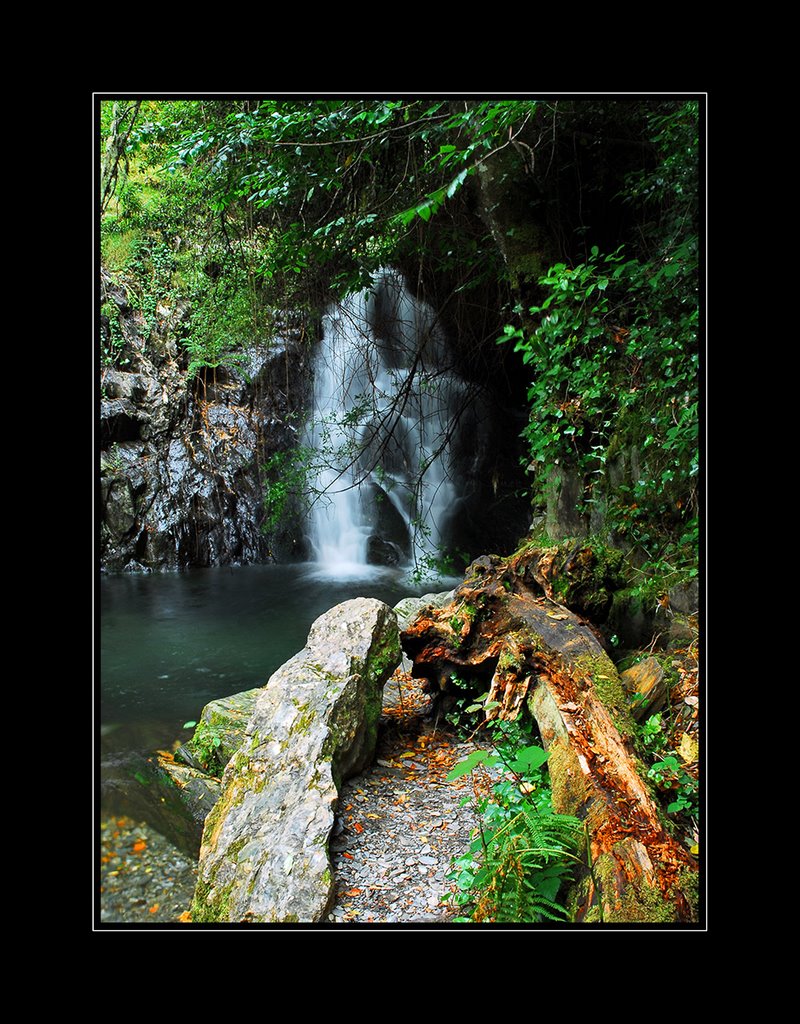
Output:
[[153, 759, 222, 849], [192, 597, 401, 923], [620, 656, 668, 721], [393, 589, 456, 631], [180, 687, 261, 776]]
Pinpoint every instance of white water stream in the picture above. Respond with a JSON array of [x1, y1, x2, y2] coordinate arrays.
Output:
[[305, 269, 466, 576]]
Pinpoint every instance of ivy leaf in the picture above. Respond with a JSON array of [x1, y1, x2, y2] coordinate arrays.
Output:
[[511, 745, 549, 770], [446, 750, 490, 781], [446, 168, 469, 198]]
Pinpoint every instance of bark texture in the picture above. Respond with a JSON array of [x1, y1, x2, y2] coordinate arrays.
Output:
[[401, 550, 697, 923]]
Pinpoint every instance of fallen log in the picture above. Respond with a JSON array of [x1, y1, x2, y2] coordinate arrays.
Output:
[[402, 552, 698, 924]]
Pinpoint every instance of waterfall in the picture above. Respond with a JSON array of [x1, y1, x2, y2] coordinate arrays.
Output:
[[305, 269, 465, 576]]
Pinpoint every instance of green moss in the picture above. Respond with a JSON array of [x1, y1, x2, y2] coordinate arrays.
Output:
[[572, 848, 686, 924], [677, 866, 699, 920], [101, 227, 141, 272], [252, 772, 269, 794], [225, 836, 249, 863], [367, 630, 402, 687], [618, 876, 676, 923], [544, 738, 587, 816], [574, 652, 637, 739], [191, 871, 234, 923], [290, 700, 316, 737]]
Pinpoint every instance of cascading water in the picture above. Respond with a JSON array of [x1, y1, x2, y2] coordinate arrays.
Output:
[[305, 269, 466, 576]]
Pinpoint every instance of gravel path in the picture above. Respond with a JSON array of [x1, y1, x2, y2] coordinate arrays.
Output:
[[99, 816, 197, 923], [98, 670, 485, 926], [328, 670, 482, 923]]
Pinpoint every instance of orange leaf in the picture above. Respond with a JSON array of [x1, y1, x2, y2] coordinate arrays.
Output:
[[148, 903, 160, 914], [342, 852, 354, 859], [344, 888, 362, 897], [132, 840, 146, 853], [177, 911, 192, 923], [352, 822, 364, 834]]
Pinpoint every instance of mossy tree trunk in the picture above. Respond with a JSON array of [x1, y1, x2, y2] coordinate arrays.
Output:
[[401, 549, 697, 923]]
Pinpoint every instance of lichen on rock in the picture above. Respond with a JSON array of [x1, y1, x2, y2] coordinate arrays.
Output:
[[191, 597, 400, 923]]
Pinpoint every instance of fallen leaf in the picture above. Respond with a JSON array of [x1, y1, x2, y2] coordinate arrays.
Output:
[[343, 888, 362, 897], [148, 903, 160, 914], [352, 822, 364, 834], [677, 732, 698, 764], [342, 852, 354, 860], [177, 911, 192, 923], [399, 751, 416, 759], [366, 813, 381, 820], [132, 840, 146, 853], [690, 843, 699, 856]]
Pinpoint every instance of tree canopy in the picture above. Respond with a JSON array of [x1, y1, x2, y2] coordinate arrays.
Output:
[[100, 95, 701, 578]]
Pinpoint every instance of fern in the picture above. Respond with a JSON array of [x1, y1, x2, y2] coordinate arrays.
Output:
[[445, 713, 585, 923]]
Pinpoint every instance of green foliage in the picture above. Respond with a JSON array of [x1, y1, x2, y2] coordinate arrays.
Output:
[[408, 546, 469, 586], [186, 719, 225, 777], [498, 101, 699, 576], [100, 300, 129, 368], [159, 99, 536, 302], [262, 446, 312, 534], [101, 443, 124, 476], [183, 282, 267, 377], [647, 754, 698, 817], [636, 709, 698, 823], [445, 706, 583, 922], [640, 712, 668, 754]]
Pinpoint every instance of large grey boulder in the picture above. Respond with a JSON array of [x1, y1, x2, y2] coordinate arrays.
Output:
[[192, 597, 400, 923], [393, 590, 455, 631], [393, 591, 454, 673]]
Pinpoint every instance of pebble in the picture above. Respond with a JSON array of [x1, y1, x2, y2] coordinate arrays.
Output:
[[99, 816, 196, 924], [327, 671, 486, 924]]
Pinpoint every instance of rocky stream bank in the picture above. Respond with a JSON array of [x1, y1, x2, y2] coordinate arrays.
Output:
[[99, 670, 484, 925], [98, 546, 700, 927]]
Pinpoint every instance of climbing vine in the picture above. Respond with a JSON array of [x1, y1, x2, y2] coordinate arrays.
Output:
[[499, 101, 699, 576]]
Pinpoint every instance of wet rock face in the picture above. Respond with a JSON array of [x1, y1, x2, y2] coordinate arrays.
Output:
[[192, 598, 400, 923], [100, 274, 311, 571]]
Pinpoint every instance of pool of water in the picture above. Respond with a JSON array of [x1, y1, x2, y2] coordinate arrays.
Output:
[[98, 562, 442, 778]]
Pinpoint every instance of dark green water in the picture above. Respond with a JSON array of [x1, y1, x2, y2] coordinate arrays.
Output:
[[99, 562, 434, 760]]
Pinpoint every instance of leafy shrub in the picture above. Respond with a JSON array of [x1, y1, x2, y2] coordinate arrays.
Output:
[[445, 705, 583, 922]]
